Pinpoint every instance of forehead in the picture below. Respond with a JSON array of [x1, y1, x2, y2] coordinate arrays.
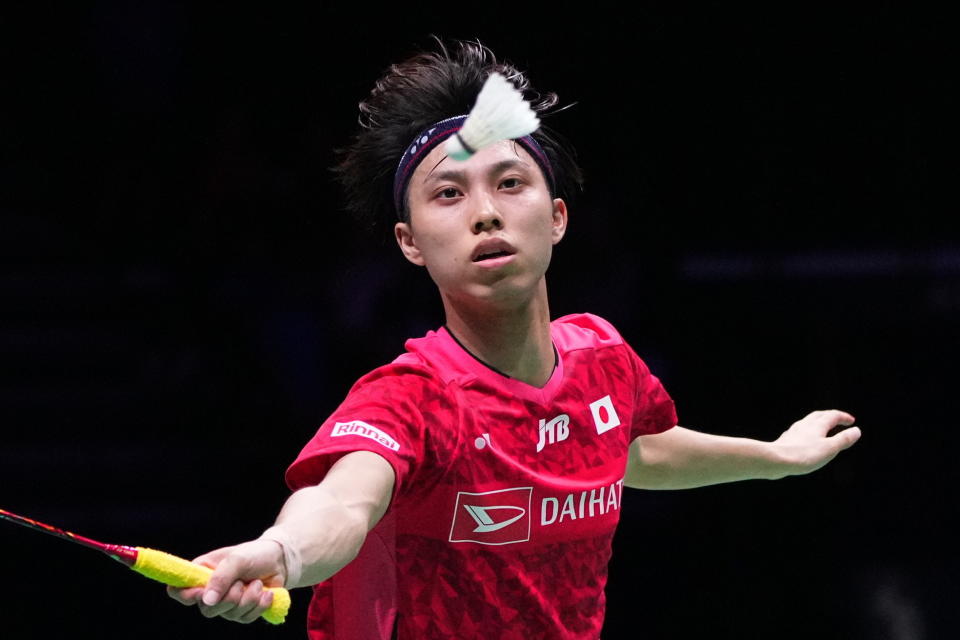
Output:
[[410, 139, 543, 186]]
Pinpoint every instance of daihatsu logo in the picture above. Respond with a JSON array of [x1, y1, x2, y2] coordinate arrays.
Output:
[[449, 487, 532, 545], [462, 504, 526, 533]]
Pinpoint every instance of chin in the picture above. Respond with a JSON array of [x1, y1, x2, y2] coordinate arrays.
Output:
[[459, 276, 543, 309]]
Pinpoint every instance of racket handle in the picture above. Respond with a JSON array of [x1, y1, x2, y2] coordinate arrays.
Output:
[[132, 547, 291, 624]]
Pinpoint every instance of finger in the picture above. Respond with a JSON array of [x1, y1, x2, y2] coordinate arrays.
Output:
[[240, 586, 275, 624], [825, 414, 859, 439], [167, 585, 204, 605], [831, 410, 856, 425], [261, 588, 275, 609], [814, 409, 855, 425], [832, 425, 862, 450], [200, 580, 245, 618], [191, 546, 234, 570], [809, 410, 856, 435], [234, 580, 267, 624], [241, 587, 275, 624], [202, 552, 248, 606]]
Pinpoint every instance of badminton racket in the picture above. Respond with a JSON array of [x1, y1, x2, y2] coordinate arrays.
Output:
[[0, 507, 291, 624]]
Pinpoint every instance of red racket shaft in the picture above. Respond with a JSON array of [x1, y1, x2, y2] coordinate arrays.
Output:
[[0, 507, 291, 624], [0, 508, 137, 564]]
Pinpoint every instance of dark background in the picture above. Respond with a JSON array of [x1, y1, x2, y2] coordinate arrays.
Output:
[[1, 3, 955, 638]]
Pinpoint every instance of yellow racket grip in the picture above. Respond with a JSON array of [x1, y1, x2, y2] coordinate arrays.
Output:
[[132, 547, 291, 624]]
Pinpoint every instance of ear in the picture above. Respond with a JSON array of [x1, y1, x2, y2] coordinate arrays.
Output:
[[550, 198, 568, 245], [394, 221, 426, 266]]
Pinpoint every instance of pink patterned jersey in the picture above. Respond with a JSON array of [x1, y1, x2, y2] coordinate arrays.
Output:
[[286, 313, 678, 640]]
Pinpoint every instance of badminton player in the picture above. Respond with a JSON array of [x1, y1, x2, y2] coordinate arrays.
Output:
[[167, 39, 861, 638]]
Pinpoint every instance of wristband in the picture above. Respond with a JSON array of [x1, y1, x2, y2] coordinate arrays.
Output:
[[259, 526, 303, 588]]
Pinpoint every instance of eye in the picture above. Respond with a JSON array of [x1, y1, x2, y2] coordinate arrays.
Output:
[[500, 177, 523, 190], [436, 187, 461, 199]]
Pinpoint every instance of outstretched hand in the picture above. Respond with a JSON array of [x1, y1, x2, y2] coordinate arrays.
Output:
[[773, 410, 861, 476], [166, 539, 286, 624]]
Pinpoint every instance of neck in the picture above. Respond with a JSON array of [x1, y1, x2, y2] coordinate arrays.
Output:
[[441, 279, 555, 387]]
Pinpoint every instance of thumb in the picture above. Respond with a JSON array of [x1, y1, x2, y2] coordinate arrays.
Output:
[[202, 551, 246, 606], [832, 425, 862, 451]]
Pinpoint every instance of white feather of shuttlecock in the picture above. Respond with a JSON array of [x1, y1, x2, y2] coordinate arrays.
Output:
[[445, 72, 540, 161]]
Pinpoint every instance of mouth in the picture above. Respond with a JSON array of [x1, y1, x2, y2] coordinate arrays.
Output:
[[472, 250, 514, 263], [471, 238, 517, 263]]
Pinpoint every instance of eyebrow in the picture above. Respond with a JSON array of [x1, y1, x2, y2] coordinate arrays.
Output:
[[423, 158, 532, 185]]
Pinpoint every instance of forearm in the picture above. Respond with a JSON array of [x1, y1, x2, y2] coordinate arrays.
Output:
[[626, 411, 860, 490], [625, 426, 786, 490], [263, 451, 394, 588], [169, 450, 396, 620]]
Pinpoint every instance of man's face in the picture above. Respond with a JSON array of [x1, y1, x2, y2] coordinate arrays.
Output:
[[394, 140, 567, 309]]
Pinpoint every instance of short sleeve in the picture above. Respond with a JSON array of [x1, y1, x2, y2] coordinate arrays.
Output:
[[285, 362, 449, 499], [553, 312, 678, 440], [627, 346, 678, 439]]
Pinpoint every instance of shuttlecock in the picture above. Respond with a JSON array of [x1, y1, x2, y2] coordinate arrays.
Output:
[[445, 72, 540, 161]]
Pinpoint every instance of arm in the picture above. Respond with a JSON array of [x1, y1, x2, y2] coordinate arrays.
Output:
[[167, 450, 395, 623], [624, 409, 861, 490]]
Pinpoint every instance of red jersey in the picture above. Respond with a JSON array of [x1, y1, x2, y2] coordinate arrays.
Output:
[[286, 313, 677, 639]]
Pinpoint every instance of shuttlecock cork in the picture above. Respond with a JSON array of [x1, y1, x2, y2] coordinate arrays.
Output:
[[445, 72, 540, 161]]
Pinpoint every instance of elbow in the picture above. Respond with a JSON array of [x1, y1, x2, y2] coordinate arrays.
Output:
[[623, 463, 675, 490], [341, 508, 372, 562], [623, 432, 672, 489]]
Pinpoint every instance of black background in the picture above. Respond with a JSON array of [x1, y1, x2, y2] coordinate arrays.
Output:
[[1, 3, 955, 638]]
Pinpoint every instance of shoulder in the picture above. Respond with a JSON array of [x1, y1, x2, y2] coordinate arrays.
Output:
[[345, 352, 447, 405], [551, 313, 627, 351], [553, 313, 659, 379]]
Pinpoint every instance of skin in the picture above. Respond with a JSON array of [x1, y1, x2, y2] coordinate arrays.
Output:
[[395, 140, 567, 387], [626, 411, 861, 489], [167, 137, 861, 623], [166, 451, 394, 622]]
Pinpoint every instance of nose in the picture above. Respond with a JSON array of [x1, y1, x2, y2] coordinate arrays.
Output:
[[471, 193, 503, 233]]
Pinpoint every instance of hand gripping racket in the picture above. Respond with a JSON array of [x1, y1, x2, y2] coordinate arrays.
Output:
[[0, 507, 291, 624]]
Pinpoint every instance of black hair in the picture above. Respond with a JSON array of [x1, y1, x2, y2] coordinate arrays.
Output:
[[333, 37, 584, 234]]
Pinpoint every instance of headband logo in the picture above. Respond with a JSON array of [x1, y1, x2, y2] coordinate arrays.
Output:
[[393, 116, 554, 219], [409, 128, 436, 156]]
